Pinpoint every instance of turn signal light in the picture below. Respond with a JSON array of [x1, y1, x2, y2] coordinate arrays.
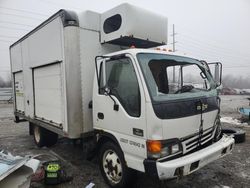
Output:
[[147, 140, 162, 153]]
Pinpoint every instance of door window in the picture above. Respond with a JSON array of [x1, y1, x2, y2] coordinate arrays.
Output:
[[100, 57, 141, 117]]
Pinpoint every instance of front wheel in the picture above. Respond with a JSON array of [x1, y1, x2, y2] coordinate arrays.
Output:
[[99, 142, 135, 188]]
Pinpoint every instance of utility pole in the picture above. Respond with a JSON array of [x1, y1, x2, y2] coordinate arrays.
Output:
[[172, 24, 176, 52], [171, 24, 177, 82]]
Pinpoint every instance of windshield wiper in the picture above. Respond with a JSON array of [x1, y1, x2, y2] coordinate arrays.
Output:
[[175, 85, 194, 94]]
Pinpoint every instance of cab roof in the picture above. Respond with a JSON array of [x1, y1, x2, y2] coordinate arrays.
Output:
[[104, 48, 201, 62]]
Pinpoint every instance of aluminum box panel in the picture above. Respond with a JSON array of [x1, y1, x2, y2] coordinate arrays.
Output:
[[10, 43, 22, 73], [100, 3, 168, 47], [28, 17, 64, 67], [14, 72, 25, 113]]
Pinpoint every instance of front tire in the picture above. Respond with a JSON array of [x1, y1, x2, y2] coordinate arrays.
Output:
[[33, 125, 58, 147], [221, 128, 246, 143], [99, 142, 135, 188]]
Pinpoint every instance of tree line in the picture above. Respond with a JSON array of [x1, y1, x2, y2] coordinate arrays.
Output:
[[0, 75, 11, 88], [222, 75, 250, 89]]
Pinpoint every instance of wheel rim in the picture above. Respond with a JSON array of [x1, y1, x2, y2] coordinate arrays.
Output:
[[34, 126, 40, 143], [102, 149, 123, 185]]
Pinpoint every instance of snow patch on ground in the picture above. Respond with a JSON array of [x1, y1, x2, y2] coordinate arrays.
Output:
[[213, 185, 231, 188], [220, 116, 248, 126]]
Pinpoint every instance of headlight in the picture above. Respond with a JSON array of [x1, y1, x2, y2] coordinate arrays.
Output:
[[146, 139, 182, 159], [171, 143, 180, 154]]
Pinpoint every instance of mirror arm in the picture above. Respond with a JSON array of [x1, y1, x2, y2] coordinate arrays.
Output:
[[95, 56, 101, 87], [107, 94, 119, 111], [95, 56, 111, 87], [104, 87, 119, 111], [219, 62, 222, 86], [204, 80, 208, 89]]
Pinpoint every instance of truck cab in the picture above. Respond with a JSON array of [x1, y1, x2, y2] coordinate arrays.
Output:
[[93, 49, 234, 187]]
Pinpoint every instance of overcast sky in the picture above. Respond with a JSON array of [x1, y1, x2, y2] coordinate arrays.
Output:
[[0, 0, 250, 80]]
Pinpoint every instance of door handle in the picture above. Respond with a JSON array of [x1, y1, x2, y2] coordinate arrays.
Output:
[[98, 112, 104, 119]]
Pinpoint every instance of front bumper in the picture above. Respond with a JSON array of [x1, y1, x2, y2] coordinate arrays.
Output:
[[145, 135, 234, 180]]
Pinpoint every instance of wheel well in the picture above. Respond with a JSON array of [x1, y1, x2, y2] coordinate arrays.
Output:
[[96, 133, 122, 154], [98, 136, 117, 146], [29, 122, 34, 135]]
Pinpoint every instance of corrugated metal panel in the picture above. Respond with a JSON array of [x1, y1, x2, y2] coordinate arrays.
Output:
[[0, 151, 29, 181]]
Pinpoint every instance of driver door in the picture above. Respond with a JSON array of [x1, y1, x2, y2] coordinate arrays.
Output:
[[93, 54, 147, 159]]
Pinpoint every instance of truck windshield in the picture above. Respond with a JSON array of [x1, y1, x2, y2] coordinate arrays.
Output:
[[137, 53, 216, 102]]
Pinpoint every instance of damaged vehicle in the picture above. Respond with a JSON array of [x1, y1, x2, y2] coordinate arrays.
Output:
[[9, 3, 234, 187]]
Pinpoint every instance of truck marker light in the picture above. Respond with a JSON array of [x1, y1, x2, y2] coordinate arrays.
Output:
[[147, 140, 162, 153]]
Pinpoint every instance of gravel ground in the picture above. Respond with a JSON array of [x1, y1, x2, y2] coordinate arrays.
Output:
[[0, 95, 250, 188]]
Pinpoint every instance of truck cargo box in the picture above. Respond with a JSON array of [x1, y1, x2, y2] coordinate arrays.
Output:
[[10, 10, 83, 138], [10, 4, 168, 139]]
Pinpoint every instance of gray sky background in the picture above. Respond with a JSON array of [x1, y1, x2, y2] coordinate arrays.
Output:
[[0, 0, 250, 81]]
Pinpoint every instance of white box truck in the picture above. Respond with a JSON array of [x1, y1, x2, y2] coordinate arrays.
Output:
[[10, 3, 234, 187]]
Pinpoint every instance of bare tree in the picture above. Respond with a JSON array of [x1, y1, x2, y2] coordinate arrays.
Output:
[[5, 74, 12, 88], [223, 75, 250, 89], [0, 76, 5, 87]]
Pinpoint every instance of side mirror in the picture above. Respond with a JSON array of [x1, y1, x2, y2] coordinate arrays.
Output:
[[95, 56, 119, 111], [104, 86, 119, 111], [207, 62, 222, 87]]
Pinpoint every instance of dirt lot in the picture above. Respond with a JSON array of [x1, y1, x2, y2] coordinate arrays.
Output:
[[0, 95, 250, 188]]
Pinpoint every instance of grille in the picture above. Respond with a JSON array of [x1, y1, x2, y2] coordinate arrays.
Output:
[[181, 127, 214, 153]]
